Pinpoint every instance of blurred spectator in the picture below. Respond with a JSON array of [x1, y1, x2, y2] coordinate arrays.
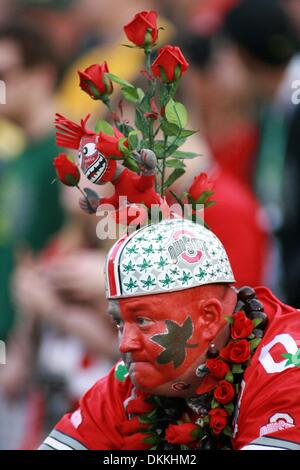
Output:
[[224, 0, 300, 304], [181, 31, 258, 186], [1, 183, 118, 449], [170, 6, 270, 288], [0, 0, 16, 27], [0, 22, 65, 342]]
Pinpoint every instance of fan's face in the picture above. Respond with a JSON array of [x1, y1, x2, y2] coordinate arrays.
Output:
[[78, 136, 107, 184], [109, 291, 209, 396]]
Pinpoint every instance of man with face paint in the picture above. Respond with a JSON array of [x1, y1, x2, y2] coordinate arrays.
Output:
[[39, 219, 300, 450]]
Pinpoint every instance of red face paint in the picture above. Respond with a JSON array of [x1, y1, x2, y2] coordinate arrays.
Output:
[[115, 290, 211, 395]]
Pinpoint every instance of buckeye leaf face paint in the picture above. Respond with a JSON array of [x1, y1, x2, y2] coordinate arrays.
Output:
[[114, 290, 209, 396], [151, 317, 198, 369]]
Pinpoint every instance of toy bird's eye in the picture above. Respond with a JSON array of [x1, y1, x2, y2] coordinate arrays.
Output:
[[78, 152, 82, 164], [83, 143, 96, 157]]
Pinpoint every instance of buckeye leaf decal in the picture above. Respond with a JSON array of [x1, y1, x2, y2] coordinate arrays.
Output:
[[151, 316, 198, 369], [282, 348, 300, 367]]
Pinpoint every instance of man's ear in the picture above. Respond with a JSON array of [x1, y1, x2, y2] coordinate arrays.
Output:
[[197, 298, 223, 341]]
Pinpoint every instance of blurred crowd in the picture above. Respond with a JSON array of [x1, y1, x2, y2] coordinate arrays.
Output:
[[0, 0, 300, 449]]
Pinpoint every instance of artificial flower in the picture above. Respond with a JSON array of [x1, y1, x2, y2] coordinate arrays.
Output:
[[124, 10, 158, 47], [165, 423, 200, 445], [53, 153, 80, 186], [206, 358, 230, 380], [220, 339, 251, 363], [78, 62, 113, 100], [231, 311, 254, 339], [151, 45, 189, 82], [213, 380, 235, 404], [208, 408, 228, 435]]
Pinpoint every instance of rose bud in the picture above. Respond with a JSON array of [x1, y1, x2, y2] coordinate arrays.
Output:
[[206, 358, 229, 380], [165, 423, 200, 445], [213, 380, 235, 405], [124, 10, 158, 47], [78, 62, 113, 100], [220, 339, 251, 364], [53, 153, 80, 186], [231, 311, 254, 339], [208, 408, 228, 435], [151, 45, 189, 82]]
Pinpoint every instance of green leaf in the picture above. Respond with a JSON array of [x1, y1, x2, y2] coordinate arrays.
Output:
[[163, 168, 185, 190], [153, 140, 165, 159], [180, 129, 197, 138], [118, 122, 135, 137], [165, 159, 185, 169], [232, 364, 244, 374], [180, 445, 190, 450], [139, 409, 157, 423], [211, 399, 219, 409], [121, 85, 140, 103], [137, 88, 145, 102], [172, 150, 200, 159], [225, 315, 233, 325], [118, 137, 129, 155], [224, 371, 234, 383], [204, 201, 215, 209], [144, 435, 159, 445], [165, 99, 188, 128], [224, 403, 234, 416], [135, 108, 149, 136], [161, 120, 181, 136], [94, 119, 114, 136], [64, 174, 80, 186], [250, 337, 262, 351], [195, 191, 214, 204], [123, 154, 139, 172], [127, 130, 140, 151], [106, 72, 134, 89], [252, 317, 263, 328]]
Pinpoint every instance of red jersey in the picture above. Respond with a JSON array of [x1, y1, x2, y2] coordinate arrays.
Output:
[[233, 286, 300, 450], [39, 287, 300, 451]]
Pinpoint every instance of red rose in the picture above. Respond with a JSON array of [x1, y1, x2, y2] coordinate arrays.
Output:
[[209, 408, 228, 435], [126, 396, 156, 415], [53, 153, 80, 186], [124, 10, 158, 47], [78, 62, 113, 100], [231, 311, 254, 339], [151, 45, 189, 82], [220, 339, 251, 363], [206, 358, 229, 380], [122, 432, 154, 450], [188, 172, 214, 203], [213, 380, 235, 405], [165, 423, 200, 445], [117, 416, 149, 435], [97, 127, 128, 158]]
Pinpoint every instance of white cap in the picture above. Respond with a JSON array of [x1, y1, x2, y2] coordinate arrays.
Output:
[[105, 219, 235, 299]]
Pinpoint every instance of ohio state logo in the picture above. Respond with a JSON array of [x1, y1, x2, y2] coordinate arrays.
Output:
[[168, 229, 202, 264], [260, 413, 295, 437]]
